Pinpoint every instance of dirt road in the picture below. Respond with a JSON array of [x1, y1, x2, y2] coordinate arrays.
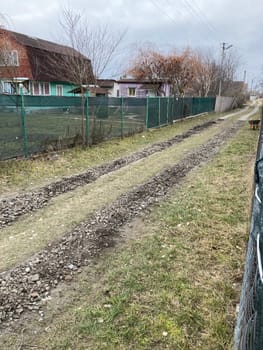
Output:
[[0, 109, 248, 327]]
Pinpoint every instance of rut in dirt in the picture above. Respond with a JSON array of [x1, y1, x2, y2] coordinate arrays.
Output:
[[0, 120, 244, 327], [0, 119, 218, 229]]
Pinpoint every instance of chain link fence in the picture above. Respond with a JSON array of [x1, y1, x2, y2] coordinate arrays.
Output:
[[0, 95, 215, 160], [234, 107, 263, 349]]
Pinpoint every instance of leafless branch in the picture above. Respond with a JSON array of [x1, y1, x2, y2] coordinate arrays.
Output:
[[60, 7, 127, 80]]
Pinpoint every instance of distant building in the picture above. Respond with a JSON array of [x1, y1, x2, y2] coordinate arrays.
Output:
[[0, 29, 94, 96], [90, 78, 170, 98], [116, 77, 170, 97]]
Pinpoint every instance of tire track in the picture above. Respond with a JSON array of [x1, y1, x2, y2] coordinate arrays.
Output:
[[0, 119, 218, 229], [0, 120, 244, 327]]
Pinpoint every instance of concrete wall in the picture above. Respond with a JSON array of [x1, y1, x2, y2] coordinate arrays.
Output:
[[215, 96, 235, 113]]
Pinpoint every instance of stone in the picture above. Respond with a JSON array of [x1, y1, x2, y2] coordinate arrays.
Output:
[[16, 307, 24, 315], [64, 275, 73, 282], [30, 292, 40, 299], [67, 264, 76, 270], [30, 274, 40, 282]]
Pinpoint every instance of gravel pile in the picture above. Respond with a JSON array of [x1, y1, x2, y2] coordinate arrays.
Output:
[[0, 120, 244, 327], [0, 120, 217, 228]]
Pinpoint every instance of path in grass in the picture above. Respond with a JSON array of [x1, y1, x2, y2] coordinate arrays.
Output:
[[0, 114, 245, 272], [0, 109, 259, 349], [0, 117, 247, 327]]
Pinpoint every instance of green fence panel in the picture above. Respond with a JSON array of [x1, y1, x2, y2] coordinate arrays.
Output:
[[0, 95, 216, 160], [182, 97, 193, 117], [123, 97, 146, 135], [192, 97, 215, 115], [173, 98, 183, 120], [24, 95, 82, 108], [26, 112, 83, 154], [160, 98, 168, 126], [0, 108, 24, 159], [148, 98, 159, 128], [89, 96, 120, 142], [192, 97, 203, 115], [24, 96, 83, 154], [168, 97, 175, 123]]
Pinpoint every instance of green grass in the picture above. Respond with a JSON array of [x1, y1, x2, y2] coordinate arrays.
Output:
[[0, 112, 259, 349], [0, 110, 144, 160]]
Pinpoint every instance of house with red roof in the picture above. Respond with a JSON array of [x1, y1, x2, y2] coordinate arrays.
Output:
[[0, 29, 94, 96]]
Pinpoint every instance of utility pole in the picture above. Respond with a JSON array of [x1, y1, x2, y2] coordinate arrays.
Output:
[[251, 78, 254, 93], [243, 70, 246, 83], [218, 42, 233, 97]]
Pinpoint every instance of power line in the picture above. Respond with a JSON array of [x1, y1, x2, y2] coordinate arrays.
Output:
[[181, 0, 217, 36], [184, 0, 219, 35], [149, 0, 179, 27], [164, 0, 219, 45]]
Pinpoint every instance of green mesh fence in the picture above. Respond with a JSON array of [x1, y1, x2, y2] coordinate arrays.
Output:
[[0, 95, 215, 160], [234, 107, 263, 350], [23, 96, 83, 154], [0, 95, 24, 160], [88, 97, 146, 143]]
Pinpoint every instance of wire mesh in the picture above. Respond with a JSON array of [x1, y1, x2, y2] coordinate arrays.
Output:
[[234, 107, 263, 350], [0, 95, 216, 160]]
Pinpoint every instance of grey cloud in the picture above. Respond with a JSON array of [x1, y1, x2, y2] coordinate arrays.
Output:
[[1, 0, 262, 83]]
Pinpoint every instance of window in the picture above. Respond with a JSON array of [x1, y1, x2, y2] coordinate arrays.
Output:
[[32, 82, 50, 95], [0, 50, 19, 66], [32, 82, 39, 95], [56, 85, 63, 96], [128, 87, 136, 97], [40, 82, 50, 95], [2, 81, 15, 94]]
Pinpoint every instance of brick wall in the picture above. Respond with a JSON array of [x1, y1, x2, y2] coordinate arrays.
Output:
[[0, 31, 33, 79]]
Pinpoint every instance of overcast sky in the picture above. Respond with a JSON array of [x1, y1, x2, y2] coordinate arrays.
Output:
[[1, 0, 262, 88]]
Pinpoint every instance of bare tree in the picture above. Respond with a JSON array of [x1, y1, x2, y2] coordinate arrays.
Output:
[[60, 7, 127, 81], [0, 13, 10, 29], [164, 49, 194, 96], [220, 49, 241, 95], [58, 7, 126, 144], [190, 49, 217, 97], [128, 45, 166, 96], [128, 46, 194, 96]]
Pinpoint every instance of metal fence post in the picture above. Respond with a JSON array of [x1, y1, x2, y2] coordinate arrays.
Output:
[[121, 97, 124, 138], [20, 85, 28, 158], [145, 96, 149, 129], [158, 96, 161, 127], [85, 92, 89, 146], [166, 97, 169, 125]]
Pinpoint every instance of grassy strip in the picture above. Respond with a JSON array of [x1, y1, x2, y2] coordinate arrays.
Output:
[[0, 112, 259, 349], [0, 116, 239, 271], [0, 111, 228, 195]]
